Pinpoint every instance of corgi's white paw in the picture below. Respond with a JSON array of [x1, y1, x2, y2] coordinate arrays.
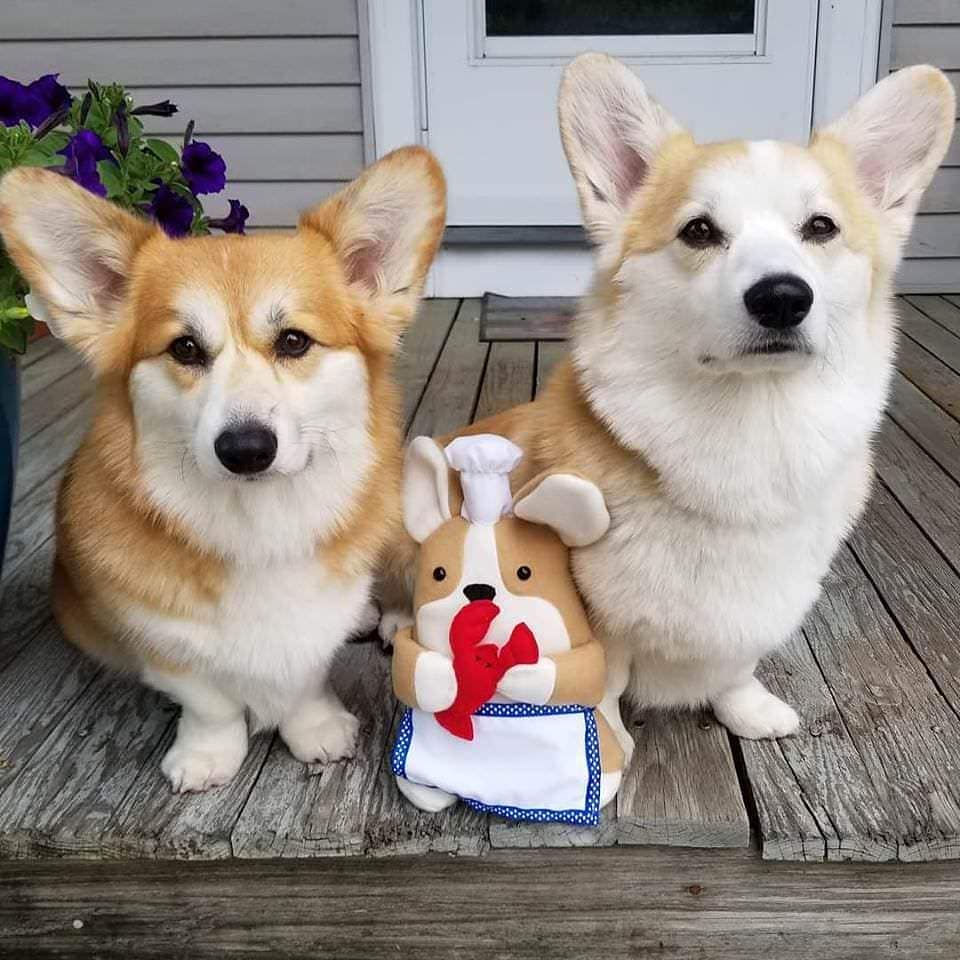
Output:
[[352, 599, 381, 638], [712, 677, 800, 740], [161, 720, 248, 793], [282, 705, 360, 765], [378, 608, 414, 650]]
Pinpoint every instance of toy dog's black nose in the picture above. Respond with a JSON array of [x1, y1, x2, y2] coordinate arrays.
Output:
[[464, 583, 496, 602]]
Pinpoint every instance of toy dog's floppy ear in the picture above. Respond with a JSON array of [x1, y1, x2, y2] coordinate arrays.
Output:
[[403, 437, 452, 543], [513, 471, 610, 547]]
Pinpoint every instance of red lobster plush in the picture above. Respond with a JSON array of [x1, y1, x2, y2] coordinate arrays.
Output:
[[436, 600, 537, 740]]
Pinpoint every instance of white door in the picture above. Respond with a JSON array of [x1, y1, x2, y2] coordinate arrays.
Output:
[[366, 0, 882, 295], [423, 0, 819, 227]]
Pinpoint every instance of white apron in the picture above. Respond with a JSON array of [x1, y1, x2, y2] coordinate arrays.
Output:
[[391, 702, 602, 825]]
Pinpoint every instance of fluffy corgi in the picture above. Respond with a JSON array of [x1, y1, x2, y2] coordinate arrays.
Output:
[[380, 55, 955, 755], [0, 147, 445, 792]]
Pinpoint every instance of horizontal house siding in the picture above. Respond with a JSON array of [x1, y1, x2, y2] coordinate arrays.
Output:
[[891, 0, 960, 291], [0, 0, 365, 229]]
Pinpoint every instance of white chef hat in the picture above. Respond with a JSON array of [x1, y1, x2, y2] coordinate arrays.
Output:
[[444, 434, 523, 525]]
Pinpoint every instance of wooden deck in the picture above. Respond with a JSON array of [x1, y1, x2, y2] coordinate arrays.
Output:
[[3, 296, 960, 869]]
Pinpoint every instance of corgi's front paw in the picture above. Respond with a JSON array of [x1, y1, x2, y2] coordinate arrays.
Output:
[[161, 719, 248, 793], [281, 704, 360, 764], [711, 677, 800, 740], [378, 608, 414, 650]]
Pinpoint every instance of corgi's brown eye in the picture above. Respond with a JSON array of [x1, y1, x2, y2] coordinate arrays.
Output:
[[168, 336, 206, 366], [275, 329, 312, 358], [801, 215, 838, 243], [433, 566, 446, 582], [516, 566, 532, 581], [680, 217, 722, 248]]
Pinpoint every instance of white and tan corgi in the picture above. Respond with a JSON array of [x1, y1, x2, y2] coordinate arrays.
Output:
[[381, 55, 955, 754], [0, 147, 445, 792]]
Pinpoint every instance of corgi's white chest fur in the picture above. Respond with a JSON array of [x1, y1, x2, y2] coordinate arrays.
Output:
[[572, 301, 890, 706], [129, 559, 371, 725]]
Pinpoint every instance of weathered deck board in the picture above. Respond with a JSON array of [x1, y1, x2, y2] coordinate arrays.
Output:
[[397, 298, 459, 430], [743, 634, 898, 862], [19, 344, 82, 404], [5, 848, 960, 960], [896, 332, 960, 419], [473, 340, 536, 420], [873, 417, 960, 570], [12, 396, 91, 504], [0, 672, 173, 857], [906, 294, 960, 338], [617, 709, 750, 849], [20, 364, 93, 444], [803, 547, 960, 861], [898, 298, 960, 375], [850, 484, 960, 715], [887, 373, 960, 483], [535, 341, 567, 391]]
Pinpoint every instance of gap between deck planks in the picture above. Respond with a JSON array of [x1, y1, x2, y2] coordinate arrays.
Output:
[[4, 296, 960, 862]]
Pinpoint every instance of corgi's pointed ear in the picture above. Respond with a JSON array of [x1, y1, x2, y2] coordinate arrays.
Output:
[[559, 52, 683, 247], [818, 66, 955, 236], [0, 167, 158, 365], [299, 146, 446, 341], [513, 472, 610, 548], [403, 437, 453, 543]]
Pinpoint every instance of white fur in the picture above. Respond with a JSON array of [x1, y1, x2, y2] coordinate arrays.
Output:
[[556, 56, 954, 739]]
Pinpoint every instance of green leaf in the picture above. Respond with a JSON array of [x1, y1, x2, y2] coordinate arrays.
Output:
[[0, 319, 30, 355], [97, 160, 125, 199], [144, 138, 180, 166]]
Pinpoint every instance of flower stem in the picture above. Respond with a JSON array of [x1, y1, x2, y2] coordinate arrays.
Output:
[[1, 307, 30, 321]]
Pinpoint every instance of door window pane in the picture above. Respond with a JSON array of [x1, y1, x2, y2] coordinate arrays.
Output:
[[486, 0, 755, 37]]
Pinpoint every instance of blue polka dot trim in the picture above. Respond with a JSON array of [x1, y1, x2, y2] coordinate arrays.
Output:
[[390, 703, 602, 827]]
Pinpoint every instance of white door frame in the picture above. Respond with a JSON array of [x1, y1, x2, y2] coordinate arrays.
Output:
[[362, 0, 886, 297]]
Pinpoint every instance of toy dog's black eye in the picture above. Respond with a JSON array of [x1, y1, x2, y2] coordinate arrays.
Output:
[[516, 566, 532, 581], [432, 566, 446, 582]]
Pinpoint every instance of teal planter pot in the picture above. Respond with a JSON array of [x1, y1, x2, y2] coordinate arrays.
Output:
[[0, 351, 19, 580]]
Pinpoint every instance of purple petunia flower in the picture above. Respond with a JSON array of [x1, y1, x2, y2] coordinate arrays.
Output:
[[206, 199, 249, 235], [0, 75, 41, 127], [180, 140, 226, 195], [27, 74, 71, 126], [146, 184, 195, 237], [58, 130, 112, 196]]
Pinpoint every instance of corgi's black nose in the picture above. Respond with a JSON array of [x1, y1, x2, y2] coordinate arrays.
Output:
[[215, 424, 278, 475], [744, 274, 813, 330], [464, 583, 496, 602]]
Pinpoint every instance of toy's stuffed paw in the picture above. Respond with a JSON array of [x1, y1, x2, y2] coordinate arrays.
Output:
[[497, 659, 556, 705], [414, 650, 458, 712]]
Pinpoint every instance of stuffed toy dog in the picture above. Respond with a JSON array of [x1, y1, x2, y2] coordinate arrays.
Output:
[[391, 434, 625, 825]]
